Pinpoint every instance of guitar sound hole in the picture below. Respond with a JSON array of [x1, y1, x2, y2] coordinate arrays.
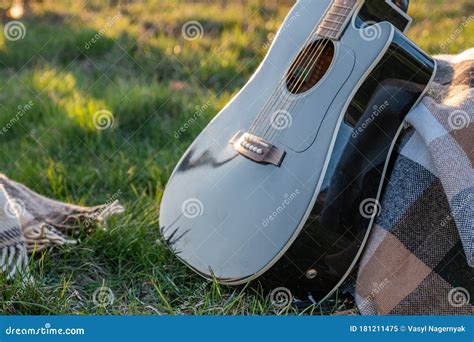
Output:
[[286, 39, 334, 94]]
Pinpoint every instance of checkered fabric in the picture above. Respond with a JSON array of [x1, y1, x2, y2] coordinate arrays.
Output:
[[0, 174, 124, 280], [355, 49, 473, 315], [0, 185, 28, 280]]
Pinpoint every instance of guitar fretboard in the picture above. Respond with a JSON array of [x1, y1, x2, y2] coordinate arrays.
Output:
[[316, 0, 357, 40]]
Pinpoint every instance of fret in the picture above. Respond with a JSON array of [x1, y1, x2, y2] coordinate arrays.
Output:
[[333, 4, 353, 10], [324, 18, 344, 25], [316, 0, 357, 40], [327, 11, 346, 18], [319, 24, 339, 32], [318, 31, 338, 40]]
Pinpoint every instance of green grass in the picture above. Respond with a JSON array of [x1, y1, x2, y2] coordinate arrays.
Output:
[[0, 0, 471, 315]]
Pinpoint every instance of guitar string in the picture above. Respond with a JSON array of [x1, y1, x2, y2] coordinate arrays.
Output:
[[279, 0, 355, 114], [256, 0, 356, 138], [248, 21, 325, 136], [255, 36, 332, 138], [257, 38, 329, 139], [263, 4, 352, 141], [264, 5, 352, 142], [272, 2, 355, 141], [266, 38, 337, 142], [266, 40, 335, 143], [248, 1, 338, 136], [250, 42, 322, 137], [264, 38, 331, 141], [250, 1, 354, 141], [247, 6, 333, 136], [249, 37, 314, 133], [267, 5, 354, 143], [260, 40, 327, 138]]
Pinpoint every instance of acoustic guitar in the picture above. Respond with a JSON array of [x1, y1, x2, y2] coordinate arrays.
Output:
[[160, 0, 436, 303]]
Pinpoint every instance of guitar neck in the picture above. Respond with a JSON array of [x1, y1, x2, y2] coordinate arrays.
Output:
[[316, 0, 358, 40]]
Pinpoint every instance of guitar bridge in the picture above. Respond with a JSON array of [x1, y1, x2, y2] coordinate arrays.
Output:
[[229, 131, 286, 167]]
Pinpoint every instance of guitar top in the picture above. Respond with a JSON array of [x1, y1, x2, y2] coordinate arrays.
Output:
[[160, 0, 435, 303]]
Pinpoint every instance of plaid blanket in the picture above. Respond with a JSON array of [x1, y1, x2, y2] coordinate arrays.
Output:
[[0, 174, 124, 280], [355, 49, 473, 315]]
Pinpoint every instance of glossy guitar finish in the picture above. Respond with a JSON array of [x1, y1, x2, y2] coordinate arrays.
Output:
[[160, 0, 435, 302]]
